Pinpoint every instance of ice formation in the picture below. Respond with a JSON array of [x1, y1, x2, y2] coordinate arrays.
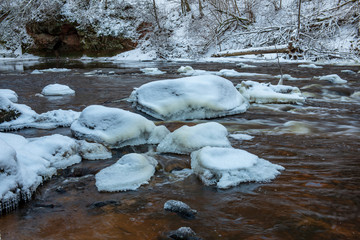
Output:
[[140, 67, 165, 75], [177, 66, 208, 76], [76, 140, 112, 160], [0, 133, 82, 213], [71, 105, 168, 148], [298, 64, 323, 68], [191, 146, 284, 189], [41, 84, 75, 96], [95, 153, 157, 192], [30, 70, 43, 74], [216, 69, 269, 78], [129, 75, 249, 120], [229, 133, 254, 141], [237, 63, 257, 68], [0, 96, 80, 130], [157, 122, 231, 154], [0, 89, 18, 102], [40, 68, 71, 72], [318, 74, 347, 84], [236, 80, 305, 104]]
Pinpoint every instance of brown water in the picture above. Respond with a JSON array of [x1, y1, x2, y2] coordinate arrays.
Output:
[[0, 59, 359, 239]]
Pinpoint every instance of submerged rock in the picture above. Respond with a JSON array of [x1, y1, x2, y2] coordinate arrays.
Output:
[[129, 75, 249, 120], [71, 105, 169, 148], [168, 227, 202, 240], [157, 122, 231, 154], [191, 146, 284, 189], [164, 200, 197, 219]]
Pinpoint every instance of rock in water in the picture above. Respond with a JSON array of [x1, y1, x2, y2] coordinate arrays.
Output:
[[164, 200, 197, 219], [168, 227, 202, 240], [128, 75, 249, 120]]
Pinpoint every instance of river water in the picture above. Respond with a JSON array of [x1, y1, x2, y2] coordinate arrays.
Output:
[[0, 59, 359, 239]]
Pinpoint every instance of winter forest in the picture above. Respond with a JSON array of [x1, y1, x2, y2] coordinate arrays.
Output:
[[0, 0, 360, 240]]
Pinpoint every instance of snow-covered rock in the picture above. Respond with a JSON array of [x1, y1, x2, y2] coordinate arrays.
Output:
[[298, 64, 323, 69], [129, 75, 249, 120], [41, 84, 75, 96], [76, 140, 112, 160], [71, 105, 168, 148], [318, 74, 347, 84], [0, 133, 82, 212], [216, 69, 269, 78], [0, 96, 80, 130], [0, 89, 18, 102], [140, 67, 165, 75], [229, 133, 254, 141], [157, 122, 231, 154], [177, 66, 208, 76], [95, 153, 157, 192], [236, 80, 305, 104], [191, 146, 284, 189], [164, 200, 197, 219]]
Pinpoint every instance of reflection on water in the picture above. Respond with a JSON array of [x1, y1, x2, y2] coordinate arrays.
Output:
[[0, 59, 359, 239]]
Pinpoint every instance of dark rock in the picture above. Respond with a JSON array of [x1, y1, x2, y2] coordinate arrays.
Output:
[[55, 186, 66, 194], [0, 109, 21, 124], [169, 227, 202, 240], [164, 200, 197, 220]]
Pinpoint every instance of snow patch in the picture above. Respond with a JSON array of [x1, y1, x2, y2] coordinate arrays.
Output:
[[0, 89, 18, 102], [298, 64, 323, 69], [229, 133, 254, 141], [191, 146, 284, 189], [129, 75, 249, 120], [140, 68, 165, 75]]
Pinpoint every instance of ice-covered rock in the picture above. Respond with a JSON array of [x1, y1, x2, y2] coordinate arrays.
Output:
[[41, 84, 75, 96], [157, 122, 231, 154], [164, 200, 197, 219], [298, 64, 323, 68], [236, 80, 305, 104], [318, 74, 347, 84], [168, 227, 201, 240], [0, 96, 80, 130], [129, 75, 249, 120], [177, 66, 208, 76], [95, 153, 157, 192], [71, 105, 168, 148], [76, 140, 112, 160], [0, 133, 82, 213], [140, 67, 165, 75], [0, 89, 18, 102], [191, 146, 284, 189]]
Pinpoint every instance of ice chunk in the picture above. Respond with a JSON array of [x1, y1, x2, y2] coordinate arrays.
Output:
[[191, 146, 284, 189], [237, 63, 257, 68], [298, 64, 323, 68], [95, 153, 157, 192], [140, 67, 165, 75], [0, 89, 18, 102], [157, 122, 231, 154], [236, 80, 305, 104], [0, 96, 80, 130], [129, 75, 249, 120], [341, 70, 356, 75], [350, 91, 360, 99], [177, 66, 208, 76], [318, 74, 347, 84], [71, 105, 168, 148], [40, 68, 71, 72], [30, 70, 43, 74], [229, 133, 254, 141], [41, 84, 75, 96], [76, 140, 112, 160], [216, 69, 269, 78], [0, 133, 82, 212]]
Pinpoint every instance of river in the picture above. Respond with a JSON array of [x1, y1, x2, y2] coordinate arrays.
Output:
[[0, 59, 359, 239]]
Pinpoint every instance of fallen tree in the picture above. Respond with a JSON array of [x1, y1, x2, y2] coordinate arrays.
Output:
[[211, 43, 293, 57]]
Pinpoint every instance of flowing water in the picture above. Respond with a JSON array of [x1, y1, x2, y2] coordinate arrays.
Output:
[[0, 59, 359, 239]]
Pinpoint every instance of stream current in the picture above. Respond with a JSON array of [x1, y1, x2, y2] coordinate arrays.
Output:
[[0, 59, 359, 239]]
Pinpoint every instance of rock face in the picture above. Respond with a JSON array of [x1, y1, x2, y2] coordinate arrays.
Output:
[[26, 21, 136, 57]]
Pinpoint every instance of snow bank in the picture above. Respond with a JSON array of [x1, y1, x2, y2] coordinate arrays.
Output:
[[129, 75, 249, 120], [140, 68, 165, 75], [0, 89, 18, 102], [0, 96, 80, 130], [298, 64, 323, 69], [191, 146, 284, 189], [157, 122, 231, 154], [0, 133, 82, 212], [71, 105, 168, 148], [41, 84, 75, 96], [318, 74, 347, 84], [95, 153, 157, 192], [236, 80, 305, 104]]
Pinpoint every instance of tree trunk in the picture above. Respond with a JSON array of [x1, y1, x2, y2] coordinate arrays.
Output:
[[297, 0, 302, 40], [211, 44, 290, 57], [198, 0, 204, 17], [152, 0, 161, 29]]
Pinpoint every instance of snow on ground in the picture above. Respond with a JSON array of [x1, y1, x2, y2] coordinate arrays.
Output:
[[95, 153, 157, 192], [0, 89, 18, 102], [109, 49, 157, 61], [157, 122, 231, 154], [0, 133, 82, 212], [317, 74, 347, 84], [70, 105, 169, 148], [191, 146, 284, 189], [128, 75, 249, 120], [140, 68, 166, 75], [41, 84, 75, 96], [236, 80, 305, 104], [298, 64, 323, 69], [229, 133, 254, 141], [0, 95, 80, 130]]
